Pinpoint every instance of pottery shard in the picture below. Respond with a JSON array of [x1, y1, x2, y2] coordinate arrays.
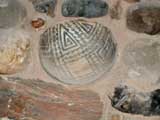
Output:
[[127, 1, 160, 35], [31, 0, 57, 17], [62, 0, 108, 18], [39, 19, 116, 84], [0, 0, 26, 28], [0, 29, 30, 74], [0, 77, 103, 120]]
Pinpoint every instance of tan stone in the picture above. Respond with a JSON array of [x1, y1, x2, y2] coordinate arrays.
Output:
[[0, 29, 30, 74]]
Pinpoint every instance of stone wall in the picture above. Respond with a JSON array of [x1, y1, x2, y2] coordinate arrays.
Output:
[[0, 0, 159, 120]]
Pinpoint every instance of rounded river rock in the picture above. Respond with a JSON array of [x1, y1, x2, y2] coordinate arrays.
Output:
[[127, 1, 160, 35], [62, 0, 108, 18]]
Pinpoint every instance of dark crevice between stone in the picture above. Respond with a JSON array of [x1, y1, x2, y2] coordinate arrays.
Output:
[[110, 85, 160, 116]]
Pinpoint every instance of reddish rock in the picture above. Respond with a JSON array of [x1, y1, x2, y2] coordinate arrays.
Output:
[[0, 77, 103, 120], [31, 18, 45, 29]]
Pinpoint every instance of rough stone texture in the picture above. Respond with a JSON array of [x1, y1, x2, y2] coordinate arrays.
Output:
[[62, 0, 108, 18], [126, 1, 160, 35], [110, 85, 160, 116], [0, 29, 30, 74], [0, 0, 9, 7], [0, 0, 160, 120], [39, 19, 116, 84], [31, 0, 57, 17], [0, 0, 26, 28], [0, 77, 103, 120], [123, 38, 160, 78], [110, 0, 123, 20], [124, 0, 140, 3]]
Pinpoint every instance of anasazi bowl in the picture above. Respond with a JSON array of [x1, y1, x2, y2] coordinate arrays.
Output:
[[39, 19, 117, 84]]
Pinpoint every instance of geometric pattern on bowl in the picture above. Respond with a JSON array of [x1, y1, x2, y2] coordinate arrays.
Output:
[[39, 19, 116, 84]]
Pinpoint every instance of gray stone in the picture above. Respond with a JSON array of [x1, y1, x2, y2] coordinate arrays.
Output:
[[32, 0, 57, 17], [0, 0, 27, 28], [0, 0, 9, 7], [62, 0, 108, 18], [111, 85, 160, 116]]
